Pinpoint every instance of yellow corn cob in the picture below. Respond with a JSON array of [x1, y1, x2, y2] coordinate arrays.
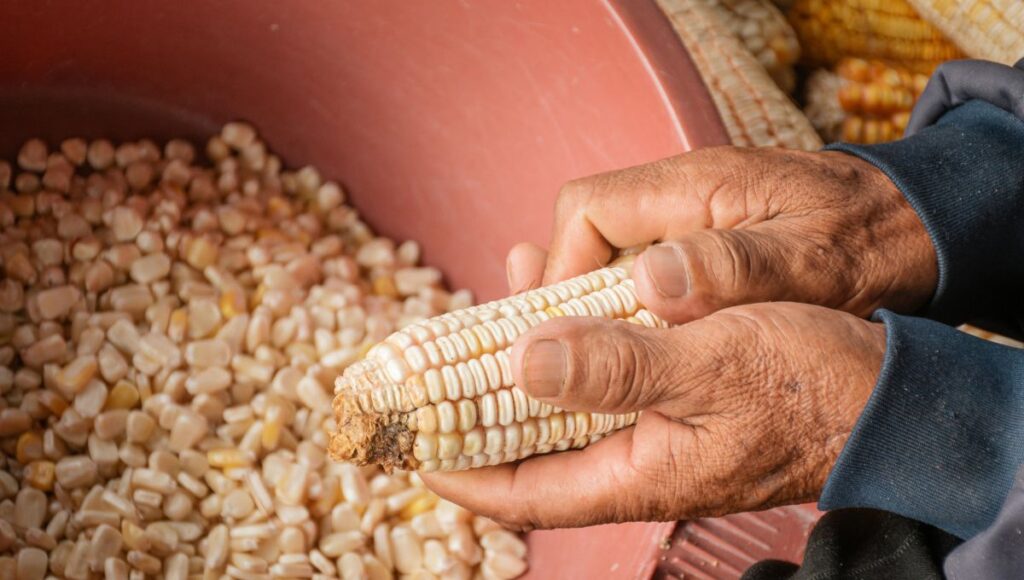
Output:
[[329, 261, 665, 472], [804, 58, 928, 144], [909, 0, 1024, 66], [657, 0, 824, 150], [709, 0, 802, 93], [787, 0, 965, 74]]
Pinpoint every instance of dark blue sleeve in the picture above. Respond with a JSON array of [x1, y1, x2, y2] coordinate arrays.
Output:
[[819, 310, 1024, 539], [815, 61, 1024, 543], [825, 100, 1024, 326]]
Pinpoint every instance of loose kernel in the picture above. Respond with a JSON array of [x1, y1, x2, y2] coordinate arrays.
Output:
[[18, 139, 48, 172], [16, 431, 44, 464], [399, 493, 438, 520], [207, 448, 252, 469], [104, 381, 139, 410], [219, 289, 246, 318], [372, 275, 399, 298]]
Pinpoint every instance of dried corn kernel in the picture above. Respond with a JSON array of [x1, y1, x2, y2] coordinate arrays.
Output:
[[219, 289, 246, 318], [399, 494, 438, 520], [207, 448, 253, 469], [372, 276, 399, 299], [24, 461, 55, 492], [16, 432, 43, 464], [104, 381, 140, 410]]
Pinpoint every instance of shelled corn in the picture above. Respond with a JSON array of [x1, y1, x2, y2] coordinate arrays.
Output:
[[909, 0, 1024, 66], [330, 261, 658, 472], [0, 125, 526, 578], [656, 0, 824, 150], [804, 58, 929, 143], [786, 0, 964, 74], [708, 0, 802, 93]]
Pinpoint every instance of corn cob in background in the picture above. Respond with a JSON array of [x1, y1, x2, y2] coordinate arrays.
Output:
[[656, 0, 824, 150], [330, 260, 662, 472], [786, 0, 964, 74], [909, 0, 1024, 66], [706, 0, 802, 93], [804, 57, 929, 143]]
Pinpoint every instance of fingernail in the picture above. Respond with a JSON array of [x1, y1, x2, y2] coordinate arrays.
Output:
[[523, 340, 566, 398], [646, 245, 689, 297]]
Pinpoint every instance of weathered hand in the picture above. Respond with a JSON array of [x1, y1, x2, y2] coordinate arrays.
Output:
[[506, 146, 937, 321], [423, 302, 885, 530]]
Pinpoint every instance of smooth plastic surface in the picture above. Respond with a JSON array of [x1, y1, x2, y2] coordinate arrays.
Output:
[[0, 1, 815, 578]]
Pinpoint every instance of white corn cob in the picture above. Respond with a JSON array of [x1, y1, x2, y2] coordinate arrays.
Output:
[[710, 0, 802, 94], [656, 0, 824, 150], [329, 261, 667, 472]]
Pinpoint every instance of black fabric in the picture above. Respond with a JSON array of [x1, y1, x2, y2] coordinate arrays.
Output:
[[741, 509, 961, 580]]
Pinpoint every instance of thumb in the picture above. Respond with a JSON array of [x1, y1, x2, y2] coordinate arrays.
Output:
[[633, 229, 801, 324], [510, 316, 692, 415]]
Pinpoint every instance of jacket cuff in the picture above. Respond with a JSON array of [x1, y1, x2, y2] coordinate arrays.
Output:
[[819, 309, 1024, 539], [826, 100, 1024, 325]]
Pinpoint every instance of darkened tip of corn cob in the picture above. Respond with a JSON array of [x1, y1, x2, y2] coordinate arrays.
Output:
[[329, 361, 419, 471]]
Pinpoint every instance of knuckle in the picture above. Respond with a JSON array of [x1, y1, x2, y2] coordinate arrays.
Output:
[[681, 232, 759, 307], [701, 307, 773, 365], [712, 232, 757, 294], [561, 321, 673, 412], [555, 179, 594, 215], [561, 322, 640, 410], [599, 327, 648, 410]]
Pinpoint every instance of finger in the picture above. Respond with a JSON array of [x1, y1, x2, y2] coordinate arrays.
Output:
[[632, 229, 803, 324], [541, 148, 773, 285], [421, 424, 643, 530], [510, 315, 736, 416], [506, 243, 548, 295]]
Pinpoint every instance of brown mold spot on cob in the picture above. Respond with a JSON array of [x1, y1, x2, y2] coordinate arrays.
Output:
[[329, 363, 418, 472]]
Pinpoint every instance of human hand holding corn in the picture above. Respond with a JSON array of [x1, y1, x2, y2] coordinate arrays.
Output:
[[332, 145, 939, 529]]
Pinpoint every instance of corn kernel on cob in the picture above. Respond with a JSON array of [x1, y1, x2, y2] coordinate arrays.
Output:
[[804, 58, 928, 144], [787, 0, 964, 74], [330, 261, 666, 472], [710, 0, 802, 92], [657, 0, 824, 150], [909, 0, 1024, 66]]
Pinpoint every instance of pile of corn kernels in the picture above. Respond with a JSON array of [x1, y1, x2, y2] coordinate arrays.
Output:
[[0, 123, 528, 579]]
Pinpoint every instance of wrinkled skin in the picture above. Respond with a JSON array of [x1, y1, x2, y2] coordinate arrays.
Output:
[[422, 146, 937, 531]]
